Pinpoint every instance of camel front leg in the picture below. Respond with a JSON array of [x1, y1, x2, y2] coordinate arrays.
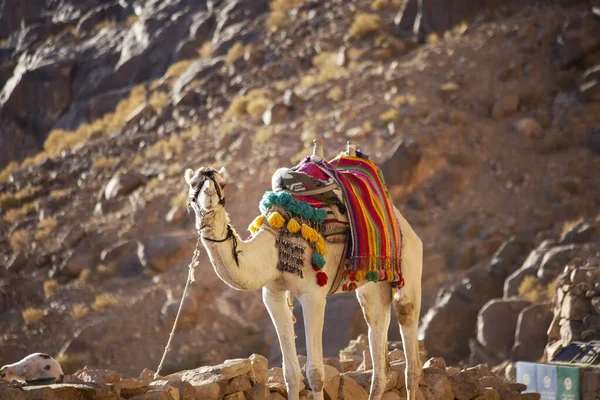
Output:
[[263, 287, 302, 400], [298, 293, 326, 400]]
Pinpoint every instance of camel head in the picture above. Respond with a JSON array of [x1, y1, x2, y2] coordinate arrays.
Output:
[[185, 167, 229, 226]]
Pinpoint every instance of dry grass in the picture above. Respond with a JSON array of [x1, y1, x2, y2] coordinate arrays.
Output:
[[149, 91, 169, 111], [4, 200, 38, 223], [129, 154, 144, 169], [167, 165, 183, 177], [379, 109, 401, 123], [0, 161, 18, 183], [198, 41, 213, 59], [561, 217, 584, 236], [270, 0, 306, 11], [171, 192, 189, 208], [126, 15, 139, 26], [43, 279, 60, 298], [328, 86, 344, 102], [92, 293, 119, 312], [9, 229, 29, 251], [96, 18, 117, 30], [371, 0, 389, 10], [49, 189, 70, 200], [92, 156, 120, 170], [20, 152, 49, 169], [35, 218, 58, 241], [312, 52, 349, 83], [518, 275, 556, 304], [147, 135, 184, 159], [0, 185, 42, 211], [225, 89, 272, 120], [22, 308, 44, 325], [79, 268, 92, 283], [349, 13, 382, 39], [290, 146, 311, 164], [255, 127, 274, 143], [267, 11, 289, 30], [165, 60, 193, 78], [71, 304, 89, 320], [392, 94, 417, 107], [225, 42, 246, 65]]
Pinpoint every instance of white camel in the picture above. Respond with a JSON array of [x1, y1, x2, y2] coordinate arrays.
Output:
[[184, 150, 423, 400]]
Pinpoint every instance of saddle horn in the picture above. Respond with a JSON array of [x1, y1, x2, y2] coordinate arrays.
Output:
[[347, 140, 356, 157], [312, 139, 324, 161]]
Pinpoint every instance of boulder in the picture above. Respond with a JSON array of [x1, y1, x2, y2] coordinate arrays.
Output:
[[100, 240, 145, 277], [250, 354, 269, 384], [5, 252, 27, 274], [59, 246, 95, 278], [136, 234, 195, 275], [559, 221, 600, 244], [586, 128, 600, 154], [476, 299, 530, 360], [323, 365, 340, 400], [491, 95, 520, 119], [561, 293, 589, 321], [421, 367, 452, 400], [338, 375, 368, 400], [104, 171, 145, 200], [504, 240, 556, 298], [555, 10, 600, 67], [537, 244, 579, 283], [22, 383, 119, 400], [380, 140, 422, 187], [512, 303, 553, 362], [0, 381, 25, 400], [448, 371, 480, 400]]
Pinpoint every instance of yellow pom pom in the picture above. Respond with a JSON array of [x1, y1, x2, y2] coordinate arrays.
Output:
[[248, 224, 258, 234], [316, 242, 327, 255], [386, 268, 394, 282], [318, 236, 325, 247], [287, 219, 301, 233], [310, 229, 320, 243], [254, 215, 265, 228], [268, 212, 285, 229], [355, 270, 366, 281], [301, 224, 311, 240]]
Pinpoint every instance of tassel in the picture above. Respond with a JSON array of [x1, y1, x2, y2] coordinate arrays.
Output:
[[318, 236, 325, 247], [379, 270, 386, 281], [342, 283, 348, 292], [309, 228, 320, 243], [248, 224, 258, 234], [287, 218, 301, 233], [312, 252, 325, 268], [312, 263, 320, 271], [316, 242, 327, 256], [268, 212, 285, 229], [348, 271, 356, 282], [316, 272, 328, 286], [301, 224, 312, 240]]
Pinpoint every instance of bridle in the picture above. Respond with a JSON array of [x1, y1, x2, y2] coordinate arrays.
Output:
[[188, 167, 240, 266]]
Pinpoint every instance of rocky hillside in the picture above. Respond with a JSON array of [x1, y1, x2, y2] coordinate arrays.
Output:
[[1, 0, 600, 376], [0, 335, 545, 400]]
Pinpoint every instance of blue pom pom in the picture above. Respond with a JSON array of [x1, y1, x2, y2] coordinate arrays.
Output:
[[277, 192, 293, 207], [312, 252, 325, 268], [314, 209, 328, 223], [298, 202, 314, 220]]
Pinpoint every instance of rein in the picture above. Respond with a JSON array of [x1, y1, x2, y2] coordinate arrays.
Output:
[[201, 224, 240, 266]]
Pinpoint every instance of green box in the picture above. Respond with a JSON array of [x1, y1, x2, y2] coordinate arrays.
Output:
[[556, 365, 580, 400]]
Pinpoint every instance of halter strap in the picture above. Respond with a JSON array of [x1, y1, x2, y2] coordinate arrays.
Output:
[[202, 224, 240, 266]]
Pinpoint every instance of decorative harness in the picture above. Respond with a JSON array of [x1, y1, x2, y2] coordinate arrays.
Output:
[[189, 167, 240, 266]]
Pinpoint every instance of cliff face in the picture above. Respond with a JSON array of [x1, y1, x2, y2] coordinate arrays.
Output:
[[1, 0, 600, 376]]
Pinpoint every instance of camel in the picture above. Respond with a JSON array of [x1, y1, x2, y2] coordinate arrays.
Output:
[[184, 145, 423, 400]]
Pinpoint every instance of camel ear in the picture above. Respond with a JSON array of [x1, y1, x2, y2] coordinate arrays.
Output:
[[217, 167, 229, 187], [185, 169, 194, 185]]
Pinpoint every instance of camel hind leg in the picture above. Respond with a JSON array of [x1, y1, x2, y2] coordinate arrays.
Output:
[[356, 282, 392, 400], [393, 207, 423, 400]]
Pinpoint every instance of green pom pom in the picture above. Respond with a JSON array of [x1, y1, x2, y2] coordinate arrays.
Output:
[[312, 252, 325, 268]]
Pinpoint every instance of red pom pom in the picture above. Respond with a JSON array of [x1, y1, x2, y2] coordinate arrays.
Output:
[[312, 263, 320, 271], [348, 271, 355, 281], [316, 272, 328, 286]]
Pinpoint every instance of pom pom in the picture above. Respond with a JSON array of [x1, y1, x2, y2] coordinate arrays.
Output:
[[342, 284, 348, 292], [301, 224, 312, 240], [314, 209, 328, 223], [298, 202, 314, 220], [348, 271, 356, 281], [287, 218, 301, 233], [277, 192, 293, 207], [316, 242, 327, 255], [268, 212, 285, 229], [318, 235, 325, 247], [312, 252, 326, 268], [355, 270, 365, 281], [312, 263, 320, 271], [248, 224, 259, 234], [260, 191, 278, 212], [316, 272, 328, 287], [287, 201, 300, 215], [309, 228, 320, 243]]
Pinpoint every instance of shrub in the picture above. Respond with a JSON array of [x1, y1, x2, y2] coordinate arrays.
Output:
[[225, 42, 246, 65], [149, 91, 169, 111], [328, 86, 344, 102], [255, 127, 274, 143], [92, 157, 120, 170], [49, 189, 70, 200], [148, 135, 184, 159], [267, 11, 289, 30], [43, 280, 60, 298], [4, 201, 38, 223], [371, 0, 389, 10], [0, 185, 42, 211], [349, 13, 382, 39], [9, 229, 29, 251], [79, 268, 92, 283], [225, 89, 272, 120], [518, 275, 556, 304], [35, 218, 58, 241], [22, 308, 44, 325], [379, 109, 401, 123], [165, 60, 193, 78], [92, 293, 118, 312], [198, 42, 213, 59], [126, 15, 139, 26], [171, 192, 189, 208], [312, 52, 349, 83], [97, 263, 117, 277], [71, 304, 89, 320], [247, 97, 271, 119], [0, 161, 18, 183], [392, 94, 417, 107]]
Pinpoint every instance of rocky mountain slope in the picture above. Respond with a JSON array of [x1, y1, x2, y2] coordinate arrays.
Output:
[[1, 0, 599, 377]]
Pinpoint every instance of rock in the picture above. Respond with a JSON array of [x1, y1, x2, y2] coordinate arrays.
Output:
[[0, 381, 25, 400], [512, 303, 553, 361], [476, 299, 530, 360], [491, 95, 520, 119], [585, 128, 600, 154], [448, 372, 480, 400], [174, 58, 225, 100], [514, 118, 543, 139], [382, 391, 401, 400], [421, 367, 452, 400], [137, 234, 195, 275], [100, 240, 144, 277], [119, 378, 150, 398], [104, 171, 145, 200], [22, 383, 119, 400], [338, 375, 368, 400], [561, 293, 589, 321], [388, 350, 405, 363], [74, 367, 122, 384], [323, 365, 340, 400], [504, 240, 556, 298], [225, 375, 251, 395], [496, 387, 521, 400], [262, 103, 287, 126], [591, 297, 600, 315], [161, 292, 199, 331], [555, 10, 600, 67], [521, 393, 541, 400], [250, 354, 268, 384], [224, 392, 245, 400], [582, 314, 600, 331], [537, 244, 579, 283], [59, 246, 95, 278], [323, 357, 343, 372], [579, 80, 600, 102], [560, 221, 600, 244], [560, 319, 582, 345], [5, 252, 27, 273], [63, 225, 86, 249], [423, 358, 446, 370], [124, 103, 154, 130], [477, 388, 501, 400], [380, 140, 421, 187]]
